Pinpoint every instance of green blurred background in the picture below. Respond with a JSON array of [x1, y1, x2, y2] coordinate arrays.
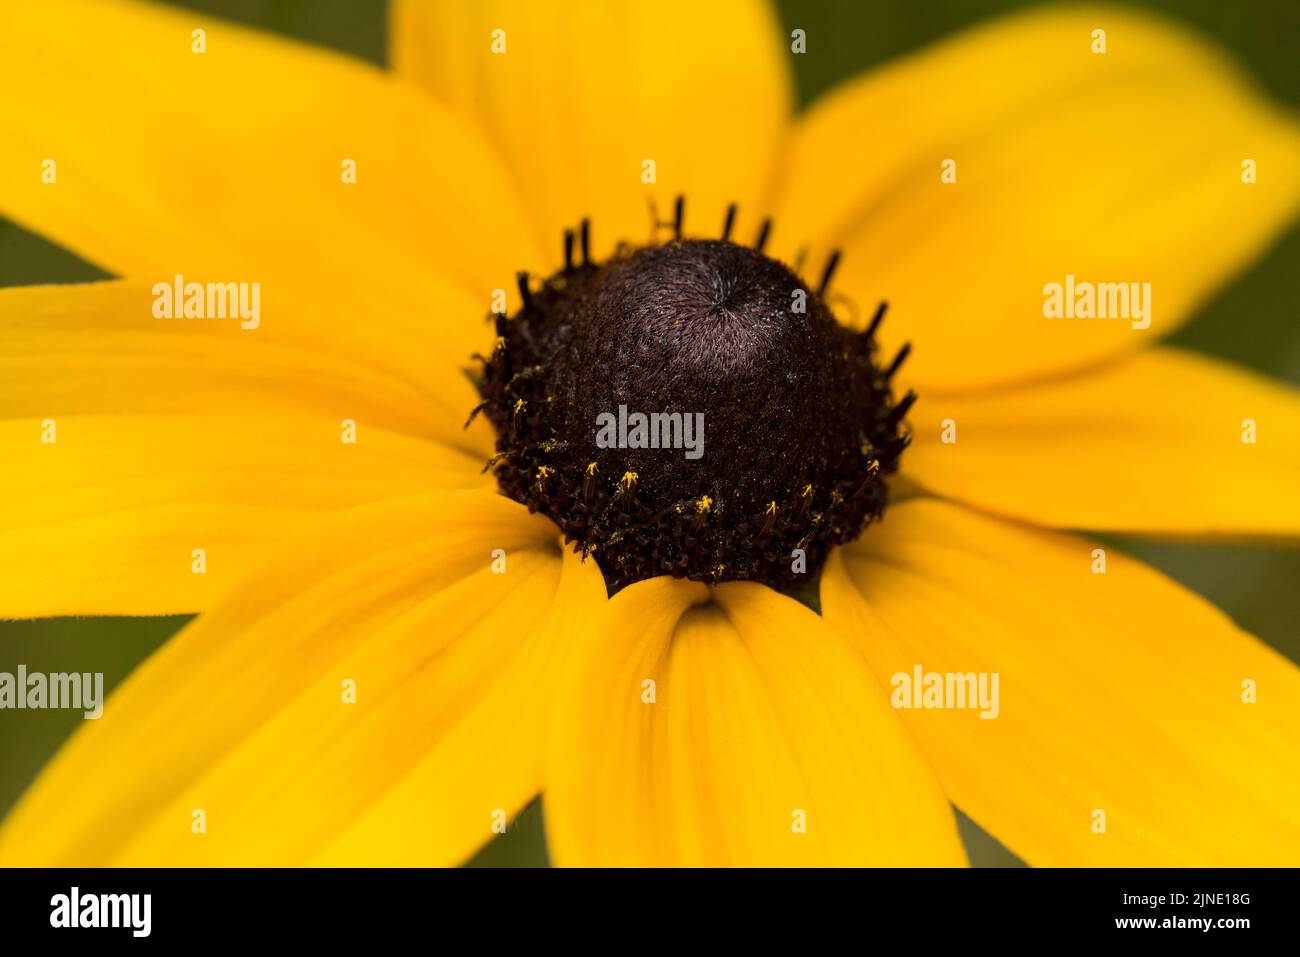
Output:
[[2, 0, 1298, 867]]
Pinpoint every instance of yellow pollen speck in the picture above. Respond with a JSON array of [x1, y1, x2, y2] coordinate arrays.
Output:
[[513, 399, 526, 413], [536, 465, 553, 479], [765, 501, 778, 515], [620, 471, 638, 488], [696, 495, 713, 513], [585, 462, 598, 476], [801, 484, 813, 498], [868, 459, 881, 474], [493, 336, 506, 352]]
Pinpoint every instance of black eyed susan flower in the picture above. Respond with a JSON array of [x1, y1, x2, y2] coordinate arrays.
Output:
[[1, 0, 1299, 866]]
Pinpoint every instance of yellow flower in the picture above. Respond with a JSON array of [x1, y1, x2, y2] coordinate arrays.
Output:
[[1, 0, 1299, 867]]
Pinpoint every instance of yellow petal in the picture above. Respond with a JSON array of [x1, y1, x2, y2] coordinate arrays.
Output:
[[822, 499, 1300, 865], [0, 280, 495, 450], [545, 576, 965, 866], [391, 0, 792, 265], [0, 491, 569, 866], [774, 6, 1300, 390], [318, 545, 606, 866], [0, 415, 488, 617], [0, 0, 537, 372], [904, 348, 1300, 536]]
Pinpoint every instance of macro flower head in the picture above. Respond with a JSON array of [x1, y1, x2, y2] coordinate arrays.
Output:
[[1, 0, 1298, 867]]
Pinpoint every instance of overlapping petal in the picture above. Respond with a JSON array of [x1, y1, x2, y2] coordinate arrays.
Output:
[[391, 0, 793, 266], [774, 6, 1300, 391], [545, 576, 965, 866], [903, 348, 1300, 536], [0, 0, 538, 379], [823, 499, 1300, 865], [0, 492, 589, 866]]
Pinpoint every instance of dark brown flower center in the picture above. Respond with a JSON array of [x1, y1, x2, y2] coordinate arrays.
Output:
[[472, 210, 912, 594]]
